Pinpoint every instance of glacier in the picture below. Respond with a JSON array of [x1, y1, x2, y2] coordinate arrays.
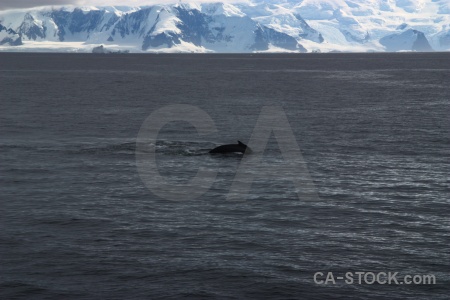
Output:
[[0, 0, 449, 53]]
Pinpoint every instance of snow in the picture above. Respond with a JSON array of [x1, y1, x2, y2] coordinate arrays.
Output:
[[0, 11, 28, 30], [379, 28, 433, 51], [287, 0, 450, 51], [0, 0, 449, 53], [201, 3, 245, 17], [0, 41, 89, 52], [0, 30, 8, 40], [144, 40, 212, 53], [100, 6, 139, 14], [149, 7, 182, 36], [201, 13, 259, 52], [255, 43, 299, 53], [294, 0, 344, 20]]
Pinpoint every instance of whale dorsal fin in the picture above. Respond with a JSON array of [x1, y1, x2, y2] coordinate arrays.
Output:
[[238, 140, 245, 146]]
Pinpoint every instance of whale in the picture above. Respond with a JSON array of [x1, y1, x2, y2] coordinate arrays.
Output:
[[209, 141, 251, 154]]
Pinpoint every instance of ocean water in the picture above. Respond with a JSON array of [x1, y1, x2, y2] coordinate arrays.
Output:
[[0, 52, 449, 299]]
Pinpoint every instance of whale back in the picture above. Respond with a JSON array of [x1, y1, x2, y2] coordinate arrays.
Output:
[[209, 140, 250, 154], [238, 140, 252, 154]]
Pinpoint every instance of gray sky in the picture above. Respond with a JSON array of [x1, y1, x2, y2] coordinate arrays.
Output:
[[0, 0, 80, 10], [0, 0, 180, 11], [0, 0, 244, 11]]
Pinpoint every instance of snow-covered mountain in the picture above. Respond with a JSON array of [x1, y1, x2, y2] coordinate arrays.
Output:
[[380, 29, 433, 52], [0, 1, 449, 53], [0, 24, 21, 46]]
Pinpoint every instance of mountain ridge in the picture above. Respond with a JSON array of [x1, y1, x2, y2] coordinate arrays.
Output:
[[0, 1, 448, 53]]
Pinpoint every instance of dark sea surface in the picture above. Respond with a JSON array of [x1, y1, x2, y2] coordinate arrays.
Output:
[[0, 52, 449, 299]]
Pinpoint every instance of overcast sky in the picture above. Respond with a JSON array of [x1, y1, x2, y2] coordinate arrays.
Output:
[[0, 0, 243, 11], [0, 0, 73, 10]]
